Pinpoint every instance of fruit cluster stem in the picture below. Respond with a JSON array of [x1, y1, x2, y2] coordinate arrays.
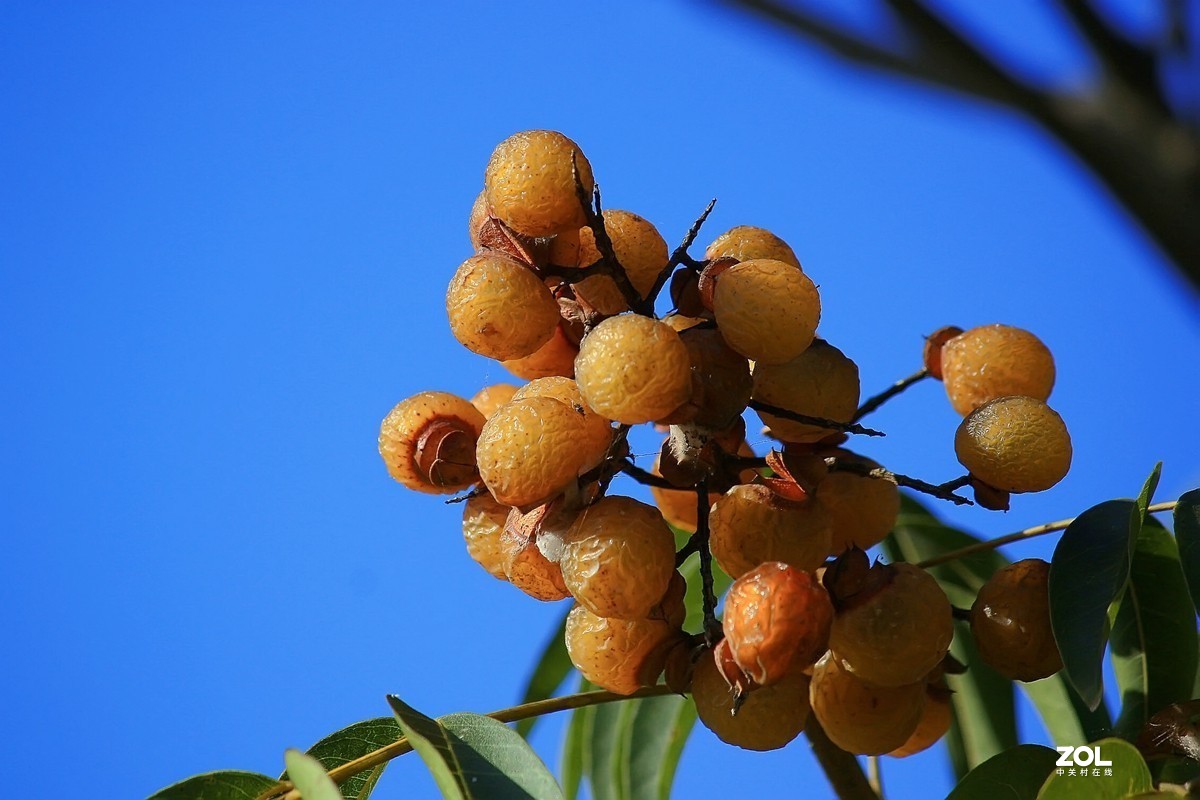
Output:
[[748, 400, 885, 437], [826, 456, 972, 506], [695, 477, 722, 645], [805, 717, 881, 800], [853, 368, 930, 422]]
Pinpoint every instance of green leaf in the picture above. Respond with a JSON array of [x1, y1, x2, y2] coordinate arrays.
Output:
[[1020, 673, 1113, 746], [946, 744, 1058, 800], [559, 678, 592, 800], [283, 750, 342, 800], [884, 497, 1017, 769], [1174, 489, 1200, 616], [1134, 464, 1161, 521], [1036, 737, 1152, 799], [388, 696, 564, 800], [624, 693, 697, 800], [516, 609, 574, 738], [281, 717, 400, 800], [147, 771, 280, 800], [1111, 519, 1199, 739], [588, 698, 635, 800], [1050, 499, 1141, 710]]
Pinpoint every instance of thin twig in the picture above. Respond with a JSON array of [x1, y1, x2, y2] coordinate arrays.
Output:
[[572, 159, 643, 313], [915, 500, 1180, 569], [696, 477, 721, 645], [749, 400, 885, 437], [852, 368, 930, 422], [806, 717, 880, 800], [826, 457, 972, 506], [867, 755, 885, 798], [444, 486, 487, 505], [258, 685, 679, 800], [617, 459, 679, 489], [643, 198, 717, 313]]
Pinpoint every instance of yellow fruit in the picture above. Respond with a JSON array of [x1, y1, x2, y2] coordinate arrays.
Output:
[[724, 563, 834, 684], [501, 518, 571, 601], [564, 603, 681, 695], [941, 324, 1055, 415], [751, 340, 860, 443], [572, 210, 669, 315], [662, 326, 752, 429], [889, 682, 952, 757], [809, 653, 925, 755], [467, 190, 490, 250], [502, 322, 578, 380], [461, 492, 511, 580], [705, 225, 802, 270], [649, 461, 722, 532], [814, 453, 901, 554], [378, 391, 485, 494], [709, 484, 832, 578], [484, 130, 593, 237], [559, 496, 676, 619], [692, 652, 810, 751], [661, 313, 705, 332], [713, 259, 820, 364], [971, 558, 1063, 682], [575, 314, 692, 424], [475, 396, 588, 508], [954, 396, 1072, 493], [446, 253, 559, 360], [469, 383, 520, 419], [828, 562, 953, 687], [511, 376, 613, 471]]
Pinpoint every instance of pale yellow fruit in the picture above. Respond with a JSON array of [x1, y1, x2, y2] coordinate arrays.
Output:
[[462, 492, 511, 580], [572, 210, 669, 315], [709, 483, 832, 578], [955, 396, 1072, 492], [467, 190, 490, 250], [559, 496, 676, 620], [511, 376, 613, 471], [502, 323, 578, 380], [810, 654, 925, 756], [484, 130, 593, 237], [705, 225, 802, 270], [942, 324, 1055, 415], [446, 253, 558, 360], [814, 454, 901, 554], [378, 391, 485, 494], [564, 603, 680, 695], [714, 259, 820, 364], [752, 340, 860, 443], [692, 654, 810, 751], [829, 563, 953, 687], [575, 314, 692, 424], [475, 396, 588, 508], [469, 383, 520, 419], [889, 685, 952, 757]]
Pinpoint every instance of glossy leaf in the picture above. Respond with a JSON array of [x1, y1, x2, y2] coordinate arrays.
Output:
[[148, 771, 280, 800], [284, 750, 342, 800], [1021, 673, 1113, 746], [1134, 464, 1162, 532], [588, 698, 634, 800], [516, 609, 574, 738], [945, 744, 1057, 800], [1036, 737, 1152, 799], [1050, 499, 1141, 710], [388, 696, 564, 800], [1175, 489, 1200, 616], [280, 717, 401, 800], [625, 693, 697, 800], [1111, 519, 1199, 738], [559, 678, 592, 800]]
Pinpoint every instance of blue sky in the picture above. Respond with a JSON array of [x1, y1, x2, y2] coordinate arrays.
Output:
[[2, 2, 1197, 799]]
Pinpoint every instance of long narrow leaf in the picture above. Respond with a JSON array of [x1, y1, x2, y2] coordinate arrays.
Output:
[[283, 750, 342, 800], [281, 717, 401, 800], [625, 693, 697, 800], [1175, 489, 1200, 616], [516, 609, 574, 738], [147, 771, 280, 800]]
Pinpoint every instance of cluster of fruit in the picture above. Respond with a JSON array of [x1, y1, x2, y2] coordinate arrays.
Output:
[[378, 130, 1073, 757]]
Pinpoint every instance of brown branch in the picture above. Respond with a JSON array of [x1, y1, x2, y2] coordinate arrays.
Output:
[[826, 456, 972, 506], [617, 459, 679, 489], [852, 368, 930, 422], [1057, 0, 1168, 112], [806, 717, 880, 800], [696, 477, 722, 644], [643, 198, 718, 312], [749, 399, 885, 437], [572, 156, 645, 313]]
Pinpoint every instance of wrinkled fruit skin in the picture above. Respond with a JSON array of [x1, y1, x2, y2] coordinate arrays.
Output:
[[475, 396, 587, 508], [564, 603, 681, 695], [714, 259, 820, 365], [502, 322, 579, 381], [511, 376, 613, 472], [752, 340, 860, 443], [692, 652, 811, 751], [461, 492, 511, 580], [724, 562, 834, 684], [572, 210, 668, 315], [500, 517, 571, 601], [484, 130, 593, 238], [941, 324, 1055, 415], [829, 562, 953, 687], [889, 682, 952, 758], [810, 653, 925, 756], [470, 383, 519, 420], [955, 396, 1072, 493], [379, 391, 485, 494], [662, 326, 753, 429], [971, 558, 1063, 682], [709, 483, 832, 578], [575, 314, 692, 424], [446, 252, 559, 361], [705, 225, 802, 270], [559, 496, 676, 620], [814, 453, 901, 554]]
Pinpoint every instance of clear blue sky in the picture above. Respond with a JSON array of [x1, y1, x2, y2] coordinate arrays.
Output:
[[2, 3, 1197, 799]]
